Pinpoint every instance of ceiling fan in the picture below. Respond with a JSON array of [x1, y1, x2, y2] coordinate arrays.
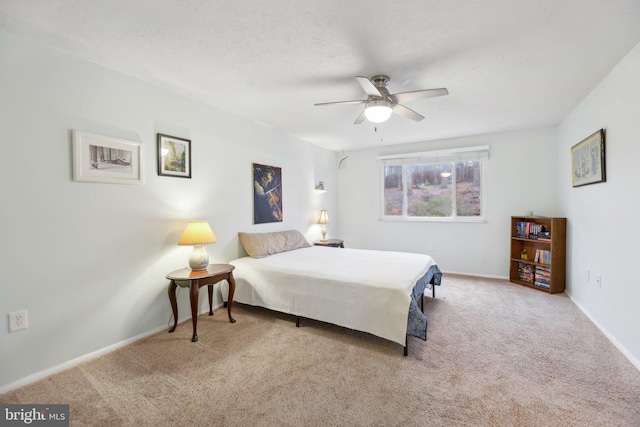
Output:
[[314, 75, 448, 124]]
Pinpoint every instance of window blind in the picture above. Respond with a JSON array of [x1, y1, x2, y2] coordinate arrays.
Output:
[[376, 145, 489, 165]]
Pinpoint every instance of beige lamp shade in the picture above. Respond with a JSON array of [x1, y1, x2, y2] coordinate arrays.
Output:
[[318, 210, 330, 225], [178, 221, 217, 246], [178, 221, 217, 270]]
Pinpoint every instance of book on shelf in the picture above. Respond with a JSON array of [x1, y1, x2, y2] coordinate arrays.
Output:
[[517, 262, 534, 283], [534, 281, 551, 289], [533, 249, 551, 265], [538, 231, 551, 239], [534, 266, 551, 289], [515, 222, 548, 240]]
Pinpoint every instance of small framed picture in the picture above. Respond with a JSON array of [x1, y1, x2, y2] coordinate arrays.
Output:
[[157, 134, 191, 178], [72, 130, 144, 185], [571, 129, 605, 187]]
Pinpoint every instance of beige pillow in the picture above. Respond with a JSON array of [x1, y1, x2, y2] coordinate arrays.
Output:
[[238, 230, 311, 258]]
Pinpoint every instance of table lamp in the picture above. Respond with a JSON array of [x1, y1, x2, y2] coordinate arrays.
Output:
[[318, 209, 329, 241], [178, 221, 217, 270]]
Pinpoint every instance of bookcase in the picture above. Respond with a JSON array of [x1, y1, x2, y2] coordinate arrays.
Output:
[[509, 216, 566, 294]]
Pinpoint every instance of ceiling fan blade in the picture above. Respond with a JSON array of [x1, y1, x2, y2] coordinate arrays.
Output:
[[314, 100, 366, 107], [392, 103, 424, 121], [390, 88, 448, 104], [354, 109, 366, 125], [356, 76, 383, 97]]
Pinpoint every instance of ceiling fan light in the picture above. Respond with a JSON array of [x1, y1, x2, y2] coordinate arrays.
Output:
[[364, 99, 392, 123]]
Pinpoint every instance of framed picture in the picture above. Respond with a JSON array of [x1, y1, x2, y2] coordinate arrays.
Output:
[[72, 130, 144, 185], [157, 134, 191, 178], [252, 163, 283, 224], [571, 129, 605, 187]]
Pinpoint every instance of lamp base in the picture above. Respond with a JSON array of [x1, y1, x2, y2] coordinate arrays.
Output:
[[321, 226, 327, 242], [188, 246, 209, 270]]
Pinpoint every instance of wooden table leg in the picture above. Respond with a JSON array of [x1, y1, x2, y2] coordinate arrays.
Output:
[[190, 279, 200, 342], [168, 280, 178, 333], [207, 284, 214, 316], [226, 272, 237, 323]]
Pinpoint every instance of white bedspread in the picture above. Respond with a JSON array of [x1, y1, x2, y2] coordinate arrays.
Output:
[[229, 246, 437, 345]]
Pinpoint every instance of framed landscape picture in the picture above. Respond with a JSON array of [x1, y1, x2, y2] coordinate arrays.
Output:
[[157, 134, 191, 178], [252, 163, 283, 224], [72, 130, 144, 185], [571, 129, 605, 187]]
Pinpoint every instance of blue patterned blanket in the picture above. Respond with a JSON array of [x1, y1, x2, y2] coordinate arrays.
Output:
[[407, 264, 442, 340]]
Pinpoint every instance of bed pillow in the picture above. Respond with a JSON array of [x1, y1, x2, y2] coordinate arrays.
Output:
[[238, 230, 311, 258]]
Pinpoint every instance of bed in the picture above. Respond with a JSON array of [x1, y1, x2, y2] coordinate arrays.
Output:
[[227, 230, 442, 355]]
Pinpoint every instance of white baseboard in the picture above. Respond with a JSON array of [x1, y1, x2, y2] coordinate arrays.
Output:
[[0, 305, 223, 395], [564, 290, 640, 372], [442, 270, 509, 280]]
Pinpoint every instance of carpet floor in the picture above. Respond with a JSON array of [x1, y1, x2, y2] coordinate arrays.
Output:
[[2, 274, 639, 426]]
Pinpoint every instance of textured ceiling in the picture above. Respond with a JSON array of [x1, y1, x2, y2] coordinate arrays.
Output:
[[2, 1, 640, 152]]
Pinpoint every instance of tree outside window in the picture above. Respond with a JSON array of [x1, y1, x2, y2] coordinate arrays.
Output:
[[380, 147, 487, 221]]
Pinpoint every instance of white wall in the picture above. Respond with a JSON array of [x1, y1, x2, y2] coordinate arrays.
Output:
[[0, 30, 338, 390], [338, 127, 558, 277], [557, 41, 640, 368]]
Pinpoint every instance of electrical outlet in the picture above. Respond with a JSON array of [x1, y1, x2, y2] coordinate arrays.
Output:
[[431, 243, 437, 251], [586, 269, 590, 282], [596, 275, 602, 288], [9, 309, 28, 332]]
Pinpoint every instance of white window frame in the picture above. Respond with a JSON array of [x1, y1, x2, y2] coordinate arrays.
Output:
[[378, 145, 489, 222]]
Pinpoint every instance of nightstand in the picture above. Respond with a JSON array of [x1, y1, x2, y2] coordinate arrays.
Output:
[[314, 239, 344, 248], [166, 264, 236, 342]]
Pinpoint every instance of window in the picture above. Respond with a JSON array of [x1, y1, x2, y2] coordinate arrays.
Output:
[[379, 146, 488, 221]]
